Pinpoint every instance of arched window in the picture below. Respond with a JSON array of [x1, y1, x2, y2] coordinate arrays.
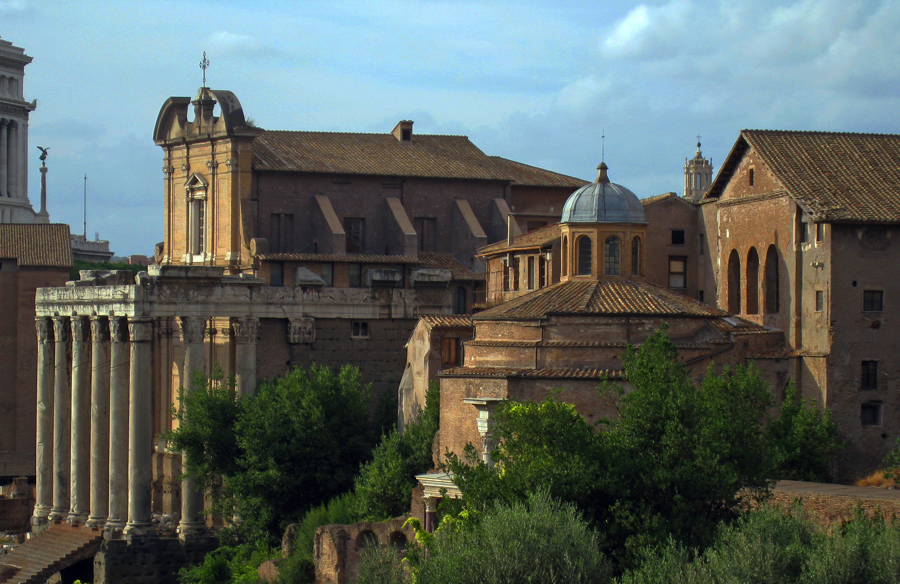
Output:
[[631, 236, 642, 276], [561, 236, 568, 276], [746, 248, 759, 314], [765, 245, 780, 313], [728, 249, 741, 314], [604, 236, 621, 276], [454, 286, 467, 314], [577, 236, 592, 276]]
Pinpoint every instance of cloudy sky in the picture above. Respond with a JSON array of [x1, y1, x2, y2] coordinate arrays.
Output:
[[4, 0, 899, 255]]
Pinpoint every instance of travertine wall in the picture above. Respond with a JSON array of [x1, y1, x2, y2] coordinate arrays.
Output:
[[93, 535, 217, 584]]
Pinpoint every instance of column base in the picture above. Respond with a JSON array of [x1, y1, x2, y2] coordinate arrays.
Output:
[[66, 512, 89, 525], [85, 515, 107, 529], [31, 510, 50, 532], [104, 519, 126, 540], [124, 521, 154, 540], [48, 508, 67, 522], [177, 521, 208, 540]]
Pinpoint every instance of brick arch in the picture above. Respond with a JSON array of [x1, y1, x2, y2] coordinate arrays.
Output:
[[728, 249, 741, 314], [746, 247, 760, 315], [765, 244, 780, 314]]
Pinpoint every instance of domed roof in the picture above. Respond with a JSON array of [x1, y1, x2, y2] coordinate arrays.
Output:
[[561, 163, 647, 224]]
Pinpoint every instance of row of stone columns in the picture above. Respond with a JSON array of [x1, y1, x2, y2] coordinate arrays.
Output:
[[0, 119, 22, 199], [33, 314, 259, 539]]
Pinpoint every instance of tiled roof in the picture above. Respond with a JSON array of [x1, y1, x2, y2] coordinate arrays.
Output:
[[466, 338, 718, 350], [254, 131, 508, 181], [258, 253, 420, 264], [474, 279, 727, 320], [440, 366, 623, 380], [709, 130, 900, 223], [478, 223, 560, 256], [417, 252, 481, 281], [0, 224, 72, 267], [488, 157, 589, 188], [419, 315, 473, 329]]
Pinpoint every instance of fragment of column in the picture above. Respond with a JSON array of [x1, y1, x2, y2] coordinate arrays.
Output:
[[178, 316, 207, 538], [32, 317, 54, 528], [49, 316, 70, 522], [87, 316, 111, 527], [125, 317, 154, 538], [105, 317, 129, 536], [68, 316, 91, 523], [233, 316, 259, 397]]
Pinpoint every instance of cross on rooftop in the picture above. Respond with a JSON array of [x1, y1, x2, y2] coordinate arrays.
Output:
[[200, 52, 209, 88]]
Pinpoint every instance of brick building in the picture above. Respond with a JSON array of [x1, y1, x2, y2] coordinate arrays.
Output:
[[0, 224, 71, 479]]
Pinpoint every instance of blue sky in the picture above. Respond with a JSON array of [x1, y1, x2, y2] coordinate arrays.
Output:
[[4, 0, 900, 255]]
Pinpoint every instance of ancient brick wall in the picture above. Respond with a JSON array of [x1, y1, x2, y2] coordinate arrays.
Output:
[[93, 535, 217, 584], [0, 496, 33, 532], [314, 517, 414, 584], [770, 482, 900, 526], [643, 196, 702, 300]]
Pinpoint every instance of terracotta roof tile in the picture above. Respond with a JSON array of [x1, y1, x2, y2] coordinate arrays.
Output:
[[488, 157, 589, 188], [478, 224, 560, 256], [417, 252, 481, 281], [711, 130, 900, 223], [420, 315, 473, 329], [258, 253, 420, 264], [440, 366, 623, 380], [474, 279, 726, 320], [0, 224, 72, 267]]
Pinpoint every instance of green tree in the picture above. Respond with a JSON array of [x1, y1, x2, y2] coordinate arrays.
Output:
[[769, 382, 843, 482], [168, 364, 375, 545]]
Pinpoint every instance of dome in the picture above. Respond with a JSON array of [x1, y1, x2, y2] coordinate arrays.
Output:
[[561, 163, 647, 224]]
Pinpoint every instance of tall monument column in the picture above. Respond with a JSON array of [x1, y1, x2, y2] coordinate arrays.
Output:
[[87, 316, 111, 527], [0, 120, 7, 197], [49, 316, 70, 522], [125, 317, 154, 538], [32, 317, 54, 528], [178, 316, 207, 538], [233, 316, 258, 396], [68, 317, 91, 523], [106, 317, 130, 536]]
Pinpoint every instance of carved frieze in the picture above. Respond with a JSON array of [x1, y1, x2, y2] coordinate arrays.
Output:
[[288, 318, 315, 344]]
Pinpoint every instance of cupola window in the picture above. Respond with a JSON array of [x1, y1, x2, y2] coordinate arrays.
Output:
[[577, 236, 592, 276], [184, 173, 209, 258], [604, 236, 621, 276]]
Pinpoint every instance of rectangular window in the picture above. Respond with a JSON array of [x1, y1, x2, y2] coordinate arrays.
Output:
[[270, 213, 294, 252], [861, 402, 882, 426], [861, 361, 879, 390], [671, 230, 686, 245], [415, 217, 437, 252], [502, 259, 510, 292], [668, 257, 687, 289], [351, 321, 369, 338], [344, 217, 365, 254], [539, 256, 547, 288], [527, 256, 535, 290], [320, 263, 334, 287], [512, 258, 520, 291], [441, 337, 460, 367], [816, 223, 825, 243], [815, 290, 824, 312], [270, 262, 284, 286], [699, 290, 705, 303], [348, 264, 362, 288], [863, 290, 884, 312], [748, 168, 755, 186], [197, 201, 205, 254], [698, 233, 705, 255]]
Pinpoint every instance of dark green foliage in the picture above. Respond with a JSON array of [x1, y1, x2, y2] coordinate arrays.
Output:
[[167, 364, 374, 545], [69, 259, 145, 280], [405, 490, 609, 584], [354, 381, 441, 521], [178, 542, 274, 584], [283, 492, 361, 584], [769, 382, 843, 482], [355, 544, 411, 584]]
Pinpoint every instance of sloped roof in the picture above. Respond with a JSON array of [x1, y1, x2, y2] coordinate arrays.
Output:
[[707, 130, 900, 223], [474, 279, 728, 320], [253, 131, 507, 180], [488, 157, 589, 188], [440, 366, 623, 380], [417, 252, 481, 281], [419, 314, 473, 329], [478, 223, 560, 256], [0, 224, 72, 267]]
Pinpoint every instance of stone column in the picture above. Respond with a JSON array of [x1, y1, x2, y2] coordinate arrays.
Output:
[[462, 397, 506, 468], [125, 317, 154, 538], [233, 317, 259, 397], [7, 122, 16, 199], [424, 497, 438, 533], [68, 317, 91, 523], [87, 316, 111, 527], [106, 317, 129, 536], [178, 316, 207, 538], [49, 316, 70, 522], [32, 317, 54, 528], [0, 120, 7, 197]]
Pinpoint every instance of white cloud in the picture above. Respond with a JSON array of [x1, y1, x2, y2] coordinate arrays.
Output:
[[0, 0, 28, 13], [205, 30, 262, 54]]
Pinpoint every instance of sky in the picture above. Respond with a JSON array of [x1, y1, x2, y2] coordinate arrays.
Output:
[[4, 0, 900, 256]]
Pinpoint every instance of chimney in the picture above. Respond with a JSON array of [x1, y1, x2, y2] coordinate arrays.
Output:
[[392, 120, 414, 142], [507, 213, 516, 247]]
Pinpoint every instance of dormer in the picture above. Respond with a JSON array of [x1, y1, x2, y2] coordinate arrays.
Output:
[[392, 120, 414, 142]]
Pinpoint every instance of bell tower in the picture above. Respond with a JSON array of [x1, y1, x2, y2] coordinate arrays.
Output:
[[684, 137, 713, 202]]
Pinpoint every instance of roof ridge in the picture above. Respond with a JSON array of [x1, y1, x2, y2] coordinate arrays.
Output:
[[260, 129, 470, 138]]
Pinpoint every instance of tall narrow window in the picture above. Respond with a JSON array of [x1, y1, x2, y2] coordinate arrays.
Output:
[[344, 217, 365, 254], [577, 236, 592, 276], [816, 223, 825, 243], [539, 255, 547, 287], [561, 236, 568, 276], [270, 262, 284, 286], [454, 287, 467, 314], [185, 174, 209, 257], [196, 200, 206, 254], [512, 258, 520, 291], [442, 337, 460, 366], [348, 264, 363, 288], [321, 263, 334, 286], [765, 245, 780, 313], [727, 249, 741, 313], [527, 256, 535, 290], [746, 247, 759, 315], [415, 217, 437, 252], [748, 168, 755, 186], [815, 290, 824, 312], [604, 236, 621, 276], [668, 257, 687, 289], [502, 259, 510, 292], [270, 213, 294, 252], [631, 237, 641, 276], [861, 361, 878, 390], [698, 233, 705, 255]]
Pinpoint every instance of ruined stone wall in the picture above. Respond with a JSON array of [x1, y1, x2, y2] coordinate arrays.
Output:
[[770, 483, 900, 526], [0, 496, 33, 532], [93, 535, 217, 584], [314, 517, 414, 584]]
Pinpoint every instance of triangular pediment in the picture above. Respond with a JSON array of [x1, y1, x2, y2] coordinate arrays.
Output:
[[183, 172, 208, 190]]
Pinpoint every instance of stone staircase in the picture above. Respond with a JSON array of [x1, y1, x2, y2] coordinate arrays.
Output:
[[0, 522, 103, 584]]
